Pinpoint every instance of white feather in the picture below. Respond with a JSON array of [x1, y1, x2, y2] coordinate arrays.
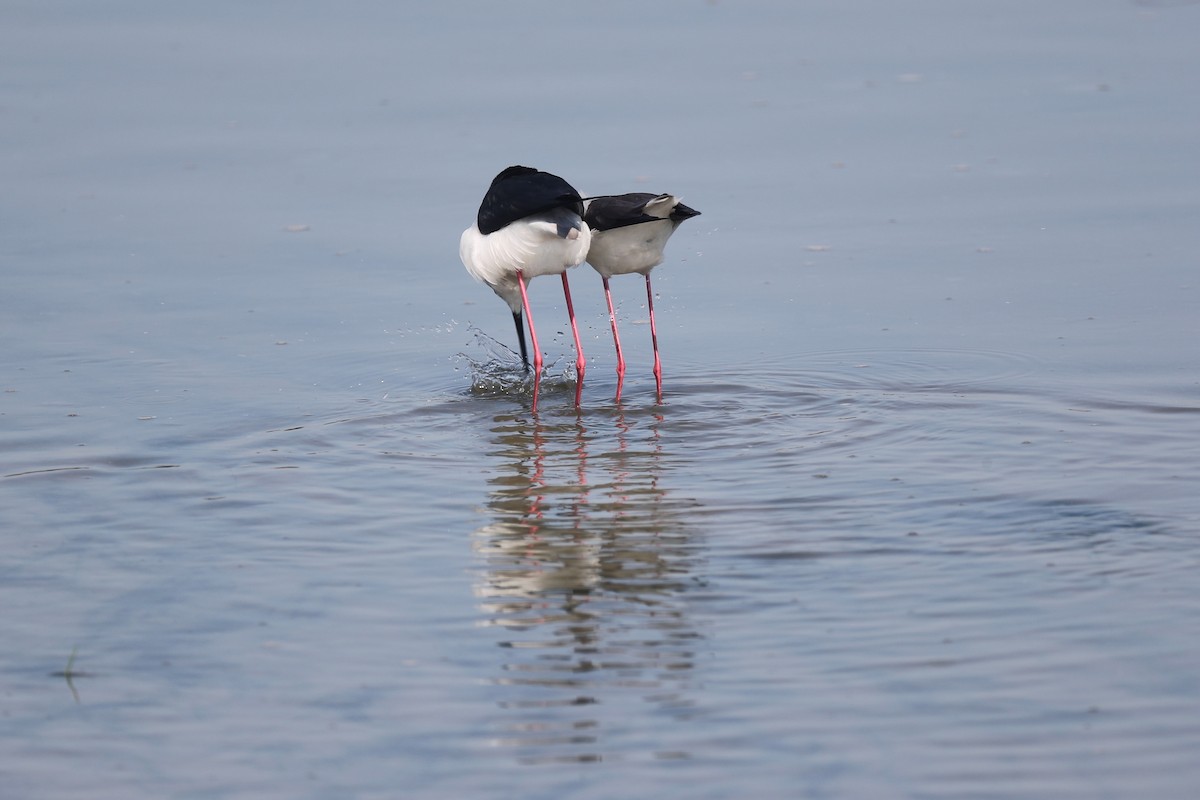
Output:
[[584, 194, 689, 279], [460, 210, 592, 313]]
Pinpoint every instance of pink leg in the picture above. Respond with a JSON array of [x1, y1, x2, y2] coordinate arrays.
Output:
[[561, 272, 585, 406], [645, 274, 662, 401], [517, 270, 541, 411], [602, 276, 626, 401]]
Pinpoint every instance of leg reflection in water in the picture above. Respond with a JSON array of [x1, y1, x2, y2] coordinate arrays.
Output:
[[471, 406, 705, 764]]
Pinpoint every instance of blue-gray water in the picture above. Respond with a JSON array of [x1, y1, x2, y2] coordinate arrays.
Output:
[[3, 2, 1199, 798]]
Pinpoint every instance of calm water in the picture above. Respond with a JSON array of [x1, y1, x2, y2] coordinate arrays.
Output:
[[3, 1, 1199, 798]]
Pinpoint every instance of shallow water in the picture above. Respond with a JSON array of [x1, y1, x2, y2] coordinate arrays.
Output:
[[3, 1, 1200, 798]]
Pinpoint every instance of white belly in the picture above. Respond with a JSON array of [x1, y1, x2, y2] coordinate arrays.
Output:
[[585, 219, 674, 278]]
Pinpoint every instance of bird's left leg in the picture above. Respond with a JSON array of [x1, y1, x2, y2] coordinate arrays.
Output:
[[602, 275, 626, 401], [517, 270, 542, 411]]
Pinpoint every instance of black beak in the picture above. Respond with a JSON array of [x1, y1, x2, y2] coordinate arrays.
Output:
[[512, 310, 530, 371]]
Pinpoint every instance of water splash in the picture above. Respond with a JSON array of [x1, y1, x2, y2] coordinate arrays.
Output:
[[457, 326, 578, 399]]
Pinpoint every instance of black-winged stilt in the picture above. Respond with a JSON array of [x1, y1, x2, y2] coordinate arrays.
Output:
[[460, 166, 591, 409], [583, 192, 700, 401]]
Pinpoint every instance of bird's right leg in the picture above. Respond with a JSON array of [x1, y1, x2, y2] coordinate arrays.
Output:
[[561, 272, 586, 407], [645, 274, 662, 402]]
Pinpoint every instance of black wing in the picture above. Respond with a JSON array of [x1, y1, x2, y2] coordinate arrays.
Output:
[[476, 166, 585, 235], [583, 193, 660, 232], [584, 193, 702, 232]]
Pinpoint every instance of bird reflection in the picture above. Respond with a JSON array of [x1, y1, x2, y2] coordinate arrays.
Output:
[[472, 407, 703, 764]]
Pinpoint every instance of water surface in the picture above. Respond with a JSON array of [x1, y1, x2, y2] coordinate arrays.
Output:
[[3, 2, 1199, 798]]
